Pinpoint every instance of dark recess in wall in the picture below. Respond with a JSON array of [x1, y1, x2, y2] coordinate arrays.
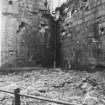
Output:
[[16, 22, 26, 33], [8, 0, 13, 5], [40, 13, 61, 68]]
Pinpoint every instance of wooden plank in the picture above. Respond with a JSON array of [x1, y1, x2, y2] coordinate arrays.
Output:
[[0, 90, 74, 105], [14, 88, 20, 105]]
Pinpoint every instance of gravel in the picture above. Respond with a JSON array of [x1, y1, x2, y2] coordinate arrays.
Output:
[[0, 70, 105, 105]]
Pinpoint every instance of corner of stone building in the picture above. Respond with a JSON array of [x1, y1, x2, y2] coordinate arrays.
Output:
[[0, 0, 55, 68]]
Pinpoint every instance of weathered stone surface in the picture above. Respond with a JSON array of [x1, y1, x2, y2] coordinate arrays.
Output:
[[58, 0, 105, 68], [1, 0, 52, 67]]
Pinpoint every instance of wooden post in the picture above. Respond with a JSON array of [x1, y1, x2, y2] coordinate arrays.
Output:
[[14, 88, 20, 105]]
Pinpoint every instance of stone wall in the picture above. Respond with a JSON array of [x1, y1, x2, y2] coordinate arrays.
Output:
[[59, 0, 105, 68], [1, 0, 51, 67]]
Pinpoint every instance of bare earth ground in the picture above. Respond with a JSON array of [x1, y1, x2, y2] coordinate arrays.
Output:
[[0, 69, 105, 105]]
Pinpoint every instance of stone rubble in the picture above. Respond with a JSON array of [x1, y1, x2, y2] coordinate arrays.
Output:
[[0, 70, 105, 105]]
